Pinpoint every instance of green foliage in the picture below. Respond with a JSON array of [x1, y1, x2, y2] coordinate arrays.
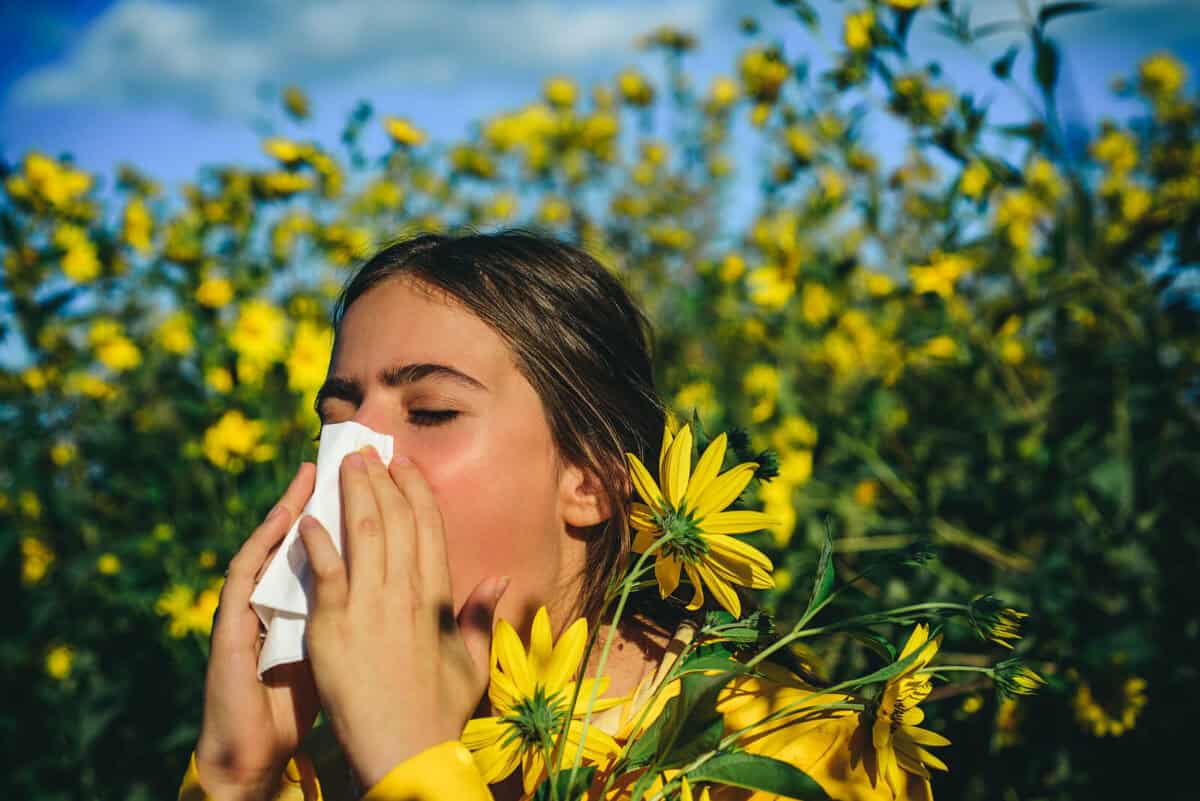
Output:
[[1, 1, 1197, 799]]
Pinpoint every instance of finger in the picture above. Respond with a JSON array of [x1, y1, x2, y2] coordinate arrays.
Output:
[[298, 514, 348, 610], [341, 448, 386, 592], [457, 575, 511, 680], [361, 447, 417, 590], [224, 462, 316, 599], [388, 455, 451, 597]]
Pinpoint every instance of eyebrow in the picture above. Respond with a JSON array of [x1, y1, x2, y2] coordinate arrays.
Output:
[[313, 363, 489, 415]]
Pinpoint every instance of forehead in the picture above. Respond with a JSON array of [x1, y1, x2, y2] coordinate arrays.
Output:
[[332, 276, 516, 380]]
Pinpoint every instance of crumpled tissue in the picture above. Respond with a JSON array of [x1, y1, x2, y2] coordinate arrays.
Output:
[[249, 420, 394, 678]]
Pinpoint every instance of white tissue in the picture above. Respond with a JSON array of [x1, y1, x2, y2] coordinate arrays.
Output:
[[249, 420, 394, 678]]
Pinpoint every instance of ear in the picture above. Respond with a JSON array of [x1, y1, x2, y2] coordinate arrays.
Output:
[[558, 461, 613, 529]]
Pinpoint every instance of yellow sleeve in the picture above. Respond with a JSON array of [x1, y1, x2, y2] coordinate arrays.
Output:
[[178, 750, 321, 801], [361, 740, 493, 801]]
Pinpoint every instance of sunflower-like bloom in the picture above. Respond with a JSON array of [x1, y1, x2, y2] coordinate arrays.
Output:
[[872, 624, 951, 792], [625, 422, 777, 617], [462, 607, 622, 794]]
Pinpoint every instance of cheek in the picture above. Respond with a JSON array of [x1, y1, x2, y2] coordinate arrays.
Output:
[[415, 425, 563, 605]]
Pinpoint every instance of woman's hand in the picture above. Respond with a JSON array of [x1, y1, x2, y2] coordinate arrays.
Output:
[[297, 446, 510, 791], [194, 463, 322, 801]]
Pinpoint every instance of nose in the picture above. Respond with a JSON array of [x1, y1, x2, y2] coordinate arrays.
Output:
[[349, 397, 396, 441]]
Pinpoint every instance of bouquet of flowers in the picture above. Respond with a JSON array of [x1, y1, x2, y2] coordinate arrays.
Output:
[[461, 415, 1044, 800]]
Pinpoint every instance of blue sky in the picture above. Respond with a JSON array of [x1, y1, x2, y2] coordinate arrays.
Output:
[[3, 0, 1197, 194]]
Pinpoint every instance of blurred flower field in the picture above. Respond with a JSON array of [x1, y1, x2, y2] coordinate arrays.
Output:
[[2, 1, 1198, 799]]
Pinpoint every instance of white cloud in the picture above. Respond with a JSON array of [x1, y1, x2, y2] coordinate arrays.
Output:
[[7, 0, 719, 118]]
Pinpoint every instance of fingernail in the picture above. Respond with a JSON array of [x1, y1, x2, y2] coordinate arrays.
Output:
[[496, 576, 511, 598], [393, 453, 411, 466], [359, 445, 380, 461], [265, 505, 287, 522], [345, 451, 365, 469]]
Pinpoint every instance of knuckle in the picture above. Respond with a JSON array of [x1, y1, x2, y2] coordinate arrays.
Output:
[[354, 515, 382, 536]]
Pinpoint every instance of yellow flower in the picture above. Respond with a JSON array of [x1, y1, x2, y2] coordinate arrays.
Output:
[[196, 275, 234, 308], [854, 479, 880, 507], [50, 441, 77, 466], [543, 76, 577, 108], [383, 116, 427, 147], [909, 250, 973, 298], [872, 625, 951, 792], [54, 224, 101, 282], [283, 85, 310, 119], [921, 335, 957, 360], [718, 254, 745, 284], [97, 553, 121, 575], [673, 381, 721, 423], [156, 312, 195, 355], [22, 536, 55, 585], [45, 645, 75, 681], [625, 422, 776, 617], [263, 137, 310, 164], [959, 160, 990, 199], [202, 410, 271, 471], [706, 75, 739, 111], [96, 335, 142, 373], [286, 320, 334, 394], [747, 265, 794, 311], [205, 367, 234, 394], [843, 8, 875, 51], [229, 299, 287, 367], [155, 580, 224, 638], [1138, 51, 1187, 99], [776, 449, 813, 485], [758, 479, 797, 546], [1091, 129, 1138, 175], [680, 776, 711, 801], [800, 283, 834, 326], [461, 607, 621, 794], [1073, 674, 1147, 737], [743, 363, 779, 423], [121, 196, 153, 253], [617, 68, 654, 106], [885, 0, 929, 8], [256, 171, 313, 198], [13, 152, 93, 208]]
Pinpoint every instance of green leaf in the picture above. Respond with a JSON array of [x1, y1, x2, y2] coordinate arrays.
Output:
[[804, 524, 835, 619], [991, 44, 1019, 80], [1037, 1, 1099, 29], [1033, 34, 1060, 97], [533, 765, 596, 801], [625, 668, 744, 769], [846, 628, 899, 663], [688, 751, 834, 799]]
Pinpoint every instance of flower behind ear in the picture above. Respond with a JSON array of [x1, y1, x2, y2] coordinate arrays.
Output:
[[626, 423, 777, 618]]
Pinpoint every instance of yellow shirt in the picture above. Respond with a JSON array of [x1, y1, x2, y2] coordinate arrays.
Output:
[[178, 624, 933, 801]]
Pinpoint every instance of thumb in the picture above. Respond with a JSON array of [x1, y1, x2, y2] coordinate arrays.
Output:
[[457, 575, 511, 676]]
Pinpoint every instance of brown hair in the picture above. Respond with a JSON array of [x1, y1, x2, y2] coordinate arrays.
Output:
[[331, 230, 666, 626]]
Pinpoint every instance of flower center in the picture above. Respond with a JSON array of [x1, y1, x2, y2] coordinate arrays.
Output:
[[654, 507, 709, 564], [502, 686, 568, 748]]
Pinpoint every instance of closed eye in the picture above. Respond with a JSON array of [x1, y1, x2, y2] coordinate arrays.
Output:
[[312, 410, 459, 441]]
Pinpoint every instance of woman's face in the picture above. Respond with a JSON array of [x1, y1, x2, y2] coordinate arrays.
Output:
[[314, 275, 601, 633]]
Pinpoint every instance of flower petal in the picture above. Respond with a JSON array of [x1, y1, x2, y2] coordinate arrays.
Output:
[[691, 462, 757, 519], [471, 735, 522, 785], [662, 424, 693, 508], [544, 617, 588, 693], [521, 747, 546, 796], [706, 534, 774, 576], [658, 421, 675, 483], [626, 453, 665, 512], [683, 433, 726, 513], [655, 555, 682, 598], [632, 527, 658, 553], [529, 607, 554, 678], [494, 618, 534, 697], [696, 562, 741, 618], [700, 509, 778, 535], [630, 502, 658, 532], [488, 668, 520, 713], [566, 719, 620, 760], [461, 716, 506, 750], [905, 725, 952, 748], [683, 564, 705, 610]]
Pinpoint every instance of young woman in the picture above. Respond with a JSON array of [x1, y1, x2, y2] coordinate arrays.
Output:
[[178, 232, 935, 801]]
